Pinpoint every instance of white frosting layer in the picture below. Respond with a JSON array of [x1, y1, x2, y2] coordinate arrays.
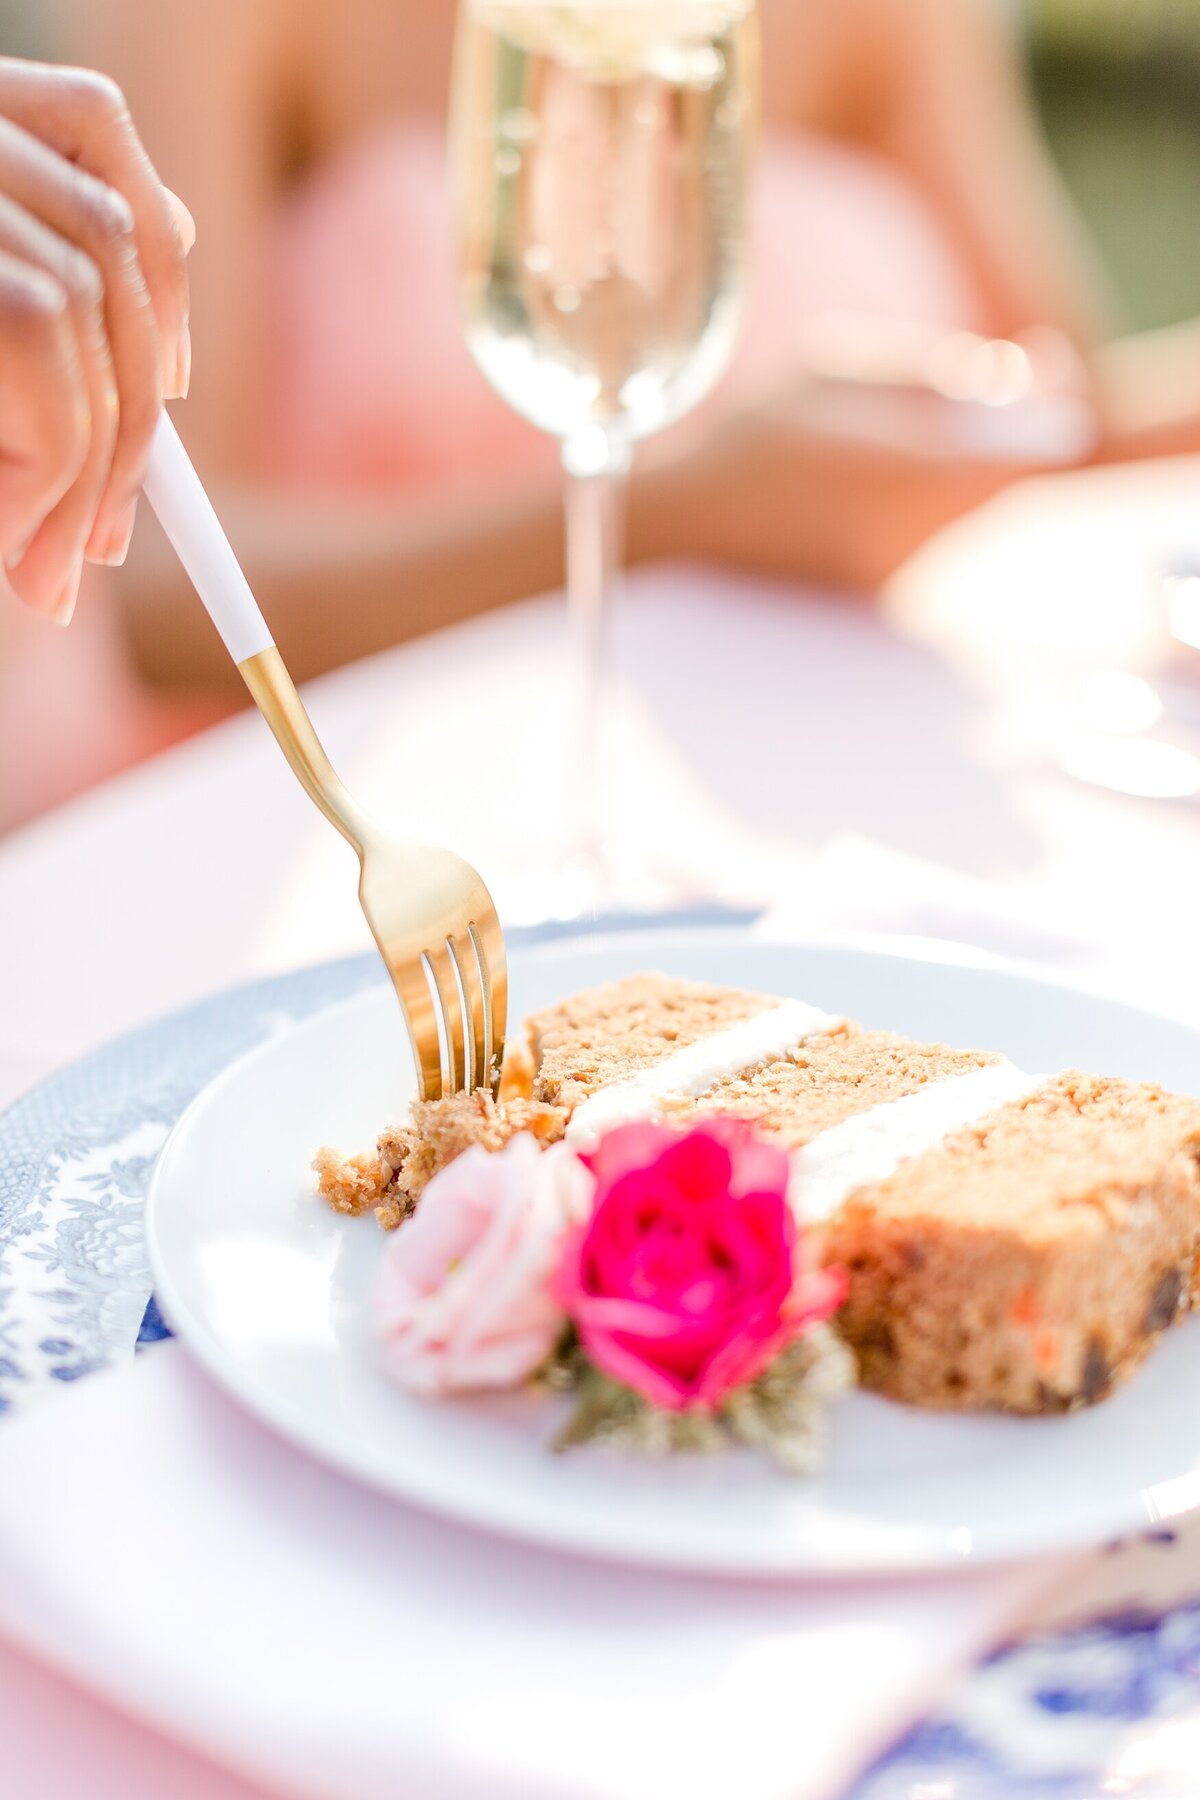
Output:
[[562, 999, 1046, 1223], [788, 1061, 1046, 1223], [564, 998, 841, 1150]]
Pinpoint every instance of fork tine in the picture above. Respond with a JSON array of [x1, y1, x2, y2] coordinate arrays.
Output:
[[455, 931, 487, 1094], [470, 914, 507, 1093], [426, 943, 467, 1095], [392, 958, 443, 1103]]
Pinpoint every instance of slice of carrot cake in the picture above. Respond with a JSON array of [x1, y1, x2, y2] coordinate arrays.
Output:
[[317, 973, 1200, 1414]]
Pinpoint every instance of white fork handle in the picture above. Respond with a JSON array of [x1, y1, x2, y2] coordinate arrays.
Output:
[[142, 409, 274, 665]]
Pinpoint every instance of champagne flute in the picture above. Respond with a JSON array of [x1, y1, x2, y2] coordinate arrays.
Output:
[[451, 0, 760, 914]]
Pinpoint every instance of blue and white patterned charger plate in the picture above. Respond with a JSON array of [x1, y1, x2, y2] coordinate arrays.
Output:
[[3, 916, 1200, 1797]]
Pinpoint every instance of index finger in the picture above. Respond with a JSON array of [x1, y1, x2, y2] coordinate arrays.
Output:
[[0, 57, 191, 398]]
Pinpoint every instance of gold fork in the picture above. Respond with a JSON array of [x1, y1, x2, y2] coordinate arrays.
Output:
[[143, 410, 506, 1101]]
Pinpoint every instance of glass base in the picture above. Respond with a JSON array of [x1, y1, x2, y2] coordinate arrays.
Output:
[[493, 835, 715, 928]]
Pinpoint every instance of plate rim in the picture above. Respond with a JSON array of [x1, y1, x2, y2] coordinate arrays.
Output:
[[146, 926, 1200, 1576]]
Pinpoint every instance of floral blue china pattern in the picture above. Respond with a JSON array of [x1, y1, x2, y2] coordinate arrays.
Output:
[[3, 920, 1200, 1798], [855, 1576, 1200, 1798], [0, 952, 380, 1412]]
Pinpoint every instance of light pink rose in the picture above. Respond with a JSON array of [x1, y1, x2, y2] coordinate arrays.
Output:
[[374, 1134, 591, 1394], [554, 1118, 846, 1412]]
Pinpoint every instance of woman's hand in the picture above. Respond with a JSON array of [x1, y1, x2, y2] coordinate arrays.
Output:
[[0, 58, 193, 622]]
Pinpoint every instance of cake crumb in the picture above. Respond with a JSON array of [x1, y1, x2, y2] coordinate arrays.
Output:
[[316, 1091, 568, 1229], [311, 1146, 391, 1218]]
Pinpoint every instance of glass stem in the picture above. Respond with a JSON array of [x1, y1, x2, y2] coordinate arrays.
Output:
[[561, 427, 632, 871]]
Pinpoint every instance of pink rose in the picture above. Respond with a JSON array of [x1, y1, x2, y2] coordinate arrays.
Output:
[[374, 1135, 590, 1394], [555, 1119, 846, 1412]]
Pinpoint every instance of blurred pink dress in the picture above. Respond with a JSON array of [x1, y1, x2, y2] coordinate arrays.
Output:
[[6, 125, 980, 830]]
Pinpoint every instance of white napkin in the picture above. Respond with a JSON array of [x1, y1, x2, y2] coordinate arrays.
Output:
[[0, 1346, 1067, 1800]]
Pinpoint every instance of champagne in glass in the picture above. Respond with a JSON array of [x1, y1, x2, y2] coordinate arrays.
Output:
[[452, 0, 759, 909]]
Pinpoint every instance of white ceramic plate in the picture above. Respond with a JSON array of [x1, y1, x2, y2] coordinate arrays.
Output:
[[147, 930, 1200, 1575]]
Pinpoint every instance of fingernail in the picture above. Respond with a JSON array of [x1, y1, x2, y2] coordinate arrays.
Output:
[[163, 187, 196, 254], [92, 496, 138, 566], [50, 561, 83, 627], [168, 190, 197, 254], [172, 319, 191, 400]]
